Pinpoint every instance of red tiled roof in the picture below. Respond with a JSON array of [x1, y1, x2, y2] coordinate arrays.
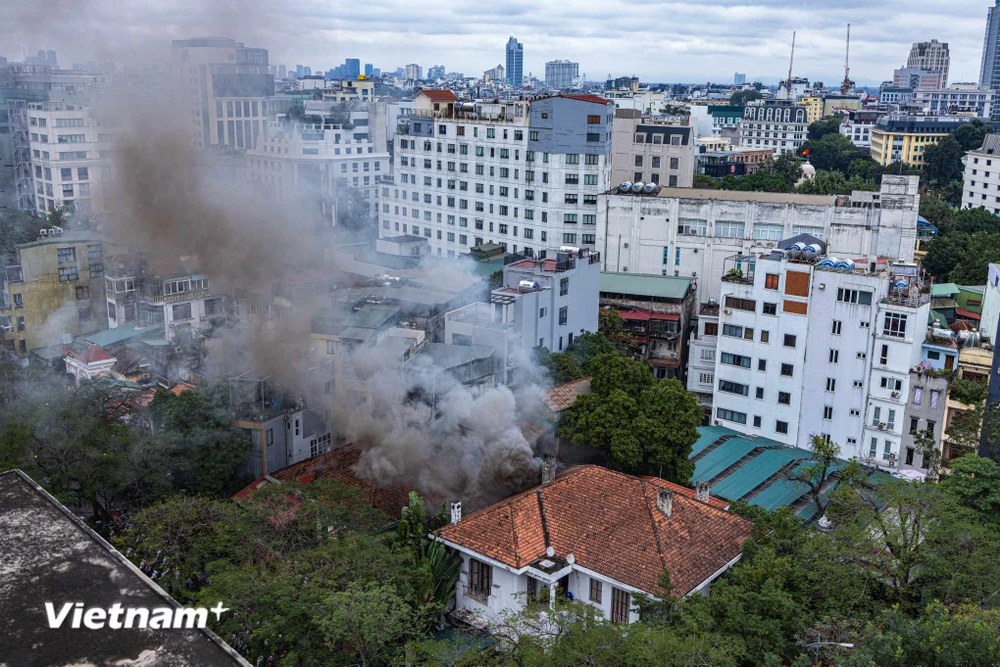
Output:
[[558, 93, 611, 105], [170, 381, 196, 396], [956, 308, 981, 320], [640, 477, 730, 510], [618, 309, 651, 321], [234, 445, 413, 519], [419, 89, 458, 102], [66, 343, 115, 364], [650, 313, 680, 321], [951, 320, 973, 332], [436, 466, 752, 596], [541, 377, 592, 413]]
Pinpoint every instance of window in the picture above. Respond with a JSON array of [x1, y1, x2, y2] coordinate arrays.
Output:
[[715, 220, 744, 238], [930, 390, 940, 408], [700, 373, 715, 384], [587, 115, 601, 125], [468, 558, 493, 601], [57, 247, 76, 263], [589, 578, 603, 603], [560, 278, 569, 296], [78, 308, 92, 322], [13, 293, 22, 309], [760, 330, 770, 343], [563, 233, 576, 244], [880, 344, 889, 365], [880, 377, 903, 392], [677, 218, 707, 236], [758, 359, 767, 371], [823, 406, 833, 420], [762, 302, 777, 315], [611, 587, 631, 624], [566, 154, 580, 164], [755, 387, 764, 399], [75, 286, 90, 300], [58, 266, 78, 282], [775, 421, 789, 435], [780, 363, 793, 377], [717, 408, 748, 425], [721, 352, 751, 368], [778, 392, 791, 405], [837, 288, 872, 305], [16, 316, 24, 331], [704, 323, 718, 336], [913, 387, 922, 405], [783, 334, 796, 348], [172, 303, 192, 320], [831, 320, 842, 335], [719, 379, 750, 396], [559, 307, 568, 325], [754, 223, 784, 240], [724, 296, 756, 311], [829, 349, 839, 363], [883, 313, 907, 338]]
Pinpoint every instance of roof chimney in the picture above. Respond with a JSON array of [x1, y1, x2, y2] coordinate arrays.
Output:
[[450, 501, 462, 524], [541, 455, 556, 484], [656, 487, 673, 518], [695, 481, 710, 503]]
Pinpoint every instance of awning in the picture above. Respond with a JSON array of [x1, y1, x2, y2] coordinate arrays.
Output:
[[649, 313, 680, 321], [956, 308, 981, 320]]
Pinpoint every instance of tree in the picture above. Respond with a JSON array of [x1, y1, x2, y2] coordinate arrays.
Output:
[[918, 194, 954, 232], [559, 354, 700, 480], [322, 583, 415, 667], [597, 308, 638, 356], [730, 90, 762, 106], [947, 403, 986, 457], [950, 206, 1000, 235], [693, 173, 720, 189], [806, 117, 844, 142], [923, 135, 964, 186], [794, 170, 877, 195], [797, 133, 867, 176], [953, 118, 993, 152], [950, 377, 988, 405], [0, 210, 46, 266], [336, 185, 375, 232], [921, 234, 968, 281], [939, 454, 1000, 525], [788, 436, 864, 520], [948, 231, 1000, 283]]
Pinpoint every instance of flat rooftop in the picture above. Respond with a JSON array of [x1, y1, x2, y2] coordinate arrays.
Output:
[[608, 187, 838, 206], [0, 470, 247, 666]]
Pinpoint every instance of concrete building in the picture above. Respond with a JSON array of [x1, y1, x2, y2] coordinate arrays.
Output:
[[435, 466, 751, 626], [712, 249, 930, 467], [737, 101, 807, 155], [777, 77, 809, 101], [427, 65, 446, 80], [982, 1, 1000, 94], [893, 67, 945, 91], [246, 116, 389, 225], [906, 40, 950, 88], [962, 134, 1000, 213], [506, 37, 524, 87], [1, 231, 125, 356], [839, 110, 883, 149], [914, 83, 995, 117], [870, 115, 976, 167], [24, 101, 113, 216], [980, 263, 1000, 344], [878, 87, 916, 108], [734, 73, 746, 86], [687, 301, 720, 412], [170, 37, 275, 150], [380, 91, 614, 258], [545, 60, 579, 90], [597, 176, 920, 306], [797, 95, 863, 124], [405, 64, 422, 82], [445, 247, 601, 382], [705, 105, 743, 140], [697, 146, 773, 178], [610, 109, 694, 189]]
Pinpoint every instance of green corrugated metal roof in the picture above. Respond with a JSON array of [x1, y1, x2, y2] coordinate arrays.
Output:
[[691, 425, 740, 456], [691, 437, 782, 485], [82, 324, 160, 348], [929, 310, 948, 327], [600, 272, 692, 300], [710, 448, 814, 502], [959, 285, 985, 295], [749, 459, 846, 511], [930, 282, 959, 297]]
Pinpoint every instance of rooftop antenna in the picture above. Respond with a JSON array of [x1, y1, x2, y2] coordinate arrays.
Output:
[[786, 31, 796, 99], [841, 24, 852, 95]]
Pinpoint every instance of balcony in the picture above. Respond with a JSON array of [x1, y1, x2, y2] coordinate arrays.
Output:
[[720, 255, 755, 285]]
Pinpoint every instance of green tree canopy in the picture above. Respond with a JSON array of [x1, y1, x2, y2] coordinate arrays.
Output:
[[798, 133, 868, 176], [953, 118, 993, 151], [807, 116, 845, 141], [923, 135, 965, 187], [730, 90, 763, 106]]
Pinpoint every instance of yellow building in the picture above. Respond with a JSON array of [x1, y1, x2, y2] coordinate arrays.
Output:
[[798, 97, 824, 124], [869, 116, 966, 167], [798, 95, 863, 124], [1, 230, 126, 357]]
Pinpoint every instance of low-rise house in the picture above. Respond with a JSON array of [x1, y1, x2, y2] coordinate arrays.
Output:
[[435, 465, 751, 625]]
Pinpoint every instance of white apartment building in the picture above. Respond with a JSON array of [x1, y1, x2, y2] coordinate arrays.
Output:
[[245, 118, 390, 225], [914, 84, 994, 118], [597, 175, 920, 306], [686, 301, 720, 411], [444, 247, 601, 383], [25, 102, 113, 216], [610, 109, 695, 189], [712, 250, 929, 466], [839, 111, 882, 149], [982, 263, 1000, 343], [906, 40, 950, 88], [171, 37, 275, 150], [738, 101, 807, 155], [378, 91, 614, 258], [961, 134, 1000, 214]]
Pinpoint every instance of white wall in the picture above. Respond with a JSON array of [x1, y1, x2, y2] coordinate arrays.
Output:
[[981, 264, 1000, 343]]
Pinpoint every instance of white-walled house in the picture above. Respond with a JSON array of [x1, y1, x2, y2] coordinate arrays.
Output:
[[434, 465, 752, 626]]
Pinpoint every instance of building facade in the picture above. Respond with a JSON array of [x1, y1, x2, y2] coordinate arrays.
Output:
[[839, 110, 883, 149], [545, 60, 579, 90], [597, 176, 920, 306], [379, 92, 614, 258], [712, 251, 930, 466], [610, 109, 694, 189], [961, 134, 1000, 213], [869, 115, 973, 167], [737, 101, 807, 155], [893, 67, 945, 91], [505, 37, 524, 87], [913, 84, 994, 117], [686, 302, 720, 412], [170, 37, 275, 150], [906, 40, 950, 88], [982, 2, 1000, 94]]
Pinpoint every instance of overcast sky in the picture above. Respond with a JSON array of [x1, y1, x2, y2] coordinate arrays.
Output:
[[6, 0, 994, 85]]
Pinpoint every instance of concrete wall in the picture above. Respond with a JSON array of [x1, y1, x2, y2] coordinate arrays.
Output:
[[528, 97, 614, 156]]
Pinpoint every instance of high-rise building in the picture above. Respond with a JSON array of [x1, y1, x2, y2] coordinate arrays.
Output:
[[906, 40, 949, 88], [893, 67, 944, 90], [983, 3, 1000, 92], [734, 72, 746, 86], [278, 64, 286, 79], [379, 90, 614, 258], [505, 36, 523, 87], [364, 63, 373, 77], [46, 50, 57, 67], [295, 64, 305, 77], [427, 65, 446, 80], [170, 38, 275, 150], [545, 60, 579, 89], [404, 63, 422, 81], [345, 59, 360, 78]]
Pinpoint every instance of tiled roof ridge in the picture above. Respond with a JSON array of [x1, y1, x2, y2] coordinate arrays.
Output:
[[639, 478, 670, 578], [506, 504, 523, 568], [536, 488, 551, 550]]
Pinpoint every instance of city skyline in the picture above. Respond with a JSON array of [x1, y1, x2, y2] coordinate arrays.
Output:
[[4, 0, 995, 86]]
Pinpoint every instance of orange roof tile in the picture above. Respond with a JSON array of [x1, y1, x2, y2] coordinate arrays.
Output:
[[419, 89, 458, 102], [234, 445, 413, 519], [436, 466, 752, 596], [557, 93, 611, 105], [541, 377, 592, 413]]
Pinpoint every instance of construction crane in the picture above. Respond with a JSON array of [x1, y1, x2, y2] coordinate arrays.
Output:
[[841, 24, 852, 95], [785, 31, 796, 100]]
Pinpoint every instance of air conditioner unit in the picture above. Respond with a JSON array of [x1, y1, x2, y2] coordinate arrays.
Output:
[[878, 422, 886, 430], [623, 243, 629, 248], [891, 391, 900, 398], [723, 308, 732, 314]]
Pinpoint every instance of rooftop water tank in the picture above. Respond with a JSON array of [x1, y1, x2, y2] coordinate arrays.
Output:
[[619, 181, 632, 193], [518, 280, 540, 291], [803, 243, 822, 257], [643, 182, 659, 194], [631, 181, 644, 193]]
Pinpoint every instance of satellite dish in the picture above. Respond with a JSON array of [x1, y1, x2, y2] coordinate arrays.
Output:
[[546, 546, 555, 558]]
